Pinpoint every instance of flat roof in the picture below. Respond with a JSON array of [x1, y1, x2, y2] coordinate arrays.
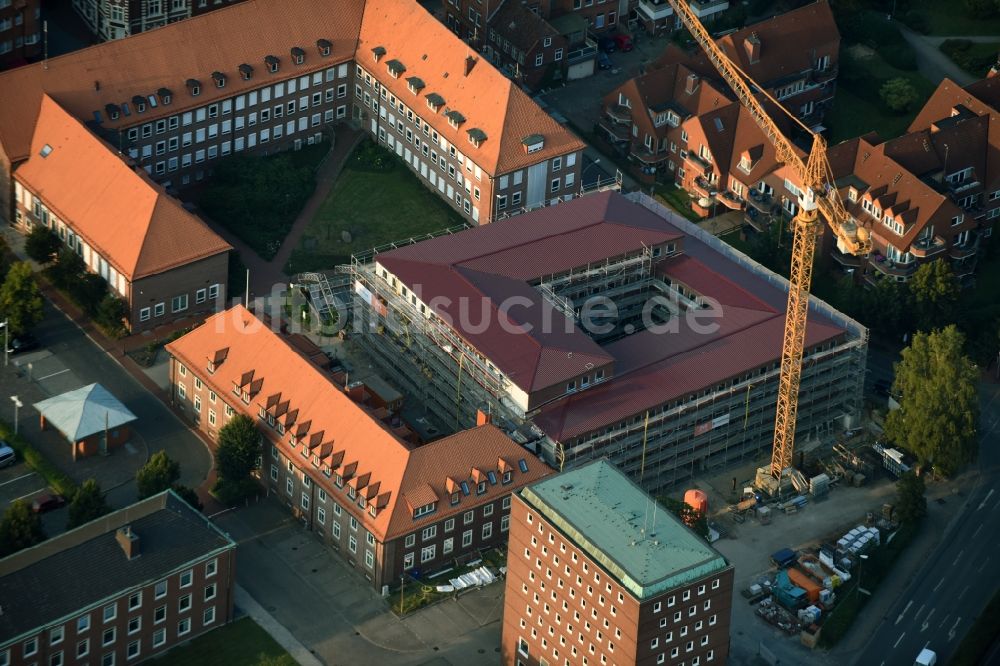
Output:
[[521, 460, 728, 600]]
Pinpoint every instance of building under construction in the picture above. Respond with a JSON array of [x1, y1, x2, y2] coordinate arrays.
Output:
[[349, 191, 867, 493]]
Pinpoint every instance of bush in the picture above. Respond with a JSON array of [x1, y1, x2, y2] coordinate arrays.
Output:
[[211, 478, 259, 505], [24, 226, 61, 265], [880, 77, 920, 113], [0, 421, 78, 499]]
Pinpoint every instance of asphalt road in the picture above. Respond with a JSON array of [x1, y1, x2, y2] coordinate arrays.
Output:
[[13, 300, 212, 510], [855, 380, 1000, 666]]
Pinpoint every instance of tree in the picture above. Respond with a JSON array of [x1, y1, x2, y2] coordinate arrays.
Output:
[[48, 248, 86, 289], [255, 654, 297, 666], [964, 0, 996, 18], [880, 77, 919, 113], [861, 276, 911, 339], [0, 500, 45, 556], [895, 471, 927, 524], [909, 260, 959, 332], [136, 451, 181, 499], [885, 326, 979, 476], [24, 226, 62, 265], [67, 479, 112, 529], [658, 497, 710, 541], [96, 294, 127, 331], [171, 484, 204, 512], [216, 414, 262, 483], [0, 261, 44, 335]]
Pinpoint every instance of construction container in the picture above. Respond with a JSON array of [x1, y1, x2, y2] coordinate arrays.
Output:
[[774, 571, 808, 609], [787, 568, 822, 603], [684, 489, 709, 515], [757, 506, 772, 524], [771, 548, 797, 568]]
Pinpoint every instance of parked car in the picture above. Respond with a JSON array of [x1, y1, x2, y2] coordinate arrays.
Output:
[[598, 52, 613, 70], [612, 33, 634, 52], [8, 333, 39, 355], [0, 442, 16, 468], [31, 494, 66, 513], [597, 36, 616, 53]]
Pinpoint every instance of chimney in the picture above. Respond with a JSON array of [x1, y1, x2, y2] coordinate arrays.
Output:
[[345, 381, 366, 403], [685, 73, 699, 95], [116, 526, 140, 560], [744, 32, 761, 65], [464, 55, 477, 76], [476, 409, 492, 426]]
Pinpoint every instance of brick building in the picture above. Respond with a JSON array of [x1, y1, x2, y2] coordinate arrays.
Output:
[[501, 459, 734, 666], [165, 304, 552, 591], [0, 490, 237, 666], [72, 0, 248, 41], [0, 0, 583, 235], [603, 2, 838, 186], [0, 0, 40, 71], [11, 96, 231, 332]]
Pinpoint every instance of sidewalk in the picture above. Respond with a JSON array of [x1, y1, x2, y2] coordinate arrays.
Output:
[[235, 585, 325, 666], [896, 24, 977, 86]]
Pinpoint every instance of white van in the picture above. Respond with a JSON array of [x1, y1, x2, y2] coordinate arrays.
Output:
[[915, 648, 937, 666]]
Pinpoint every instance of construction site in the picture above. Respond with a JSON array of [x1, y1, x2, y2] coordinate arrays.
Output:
[[331, 190, 869, 495]]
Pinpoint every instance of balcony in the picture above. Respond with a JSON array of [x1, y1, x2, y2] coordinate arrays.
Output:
[[715, 190, 744, 211], [743, 208, 771, 233], [948, 179, 981, 196], [830, 248, 862, 268], [746, 189, 775, 214], [690, 0, 729, 18], [566, 39, 598, 66], [949, 240, 979, 260], [597, 120, 630, 144], [605, 104, 631, 124], [691, 176, 715, 199], [634, 148, 670, 165], [638, 0, 674, 21], [868, 255, 917, 279], [909, 234, 946, 258], [683, 150, 712, 175]]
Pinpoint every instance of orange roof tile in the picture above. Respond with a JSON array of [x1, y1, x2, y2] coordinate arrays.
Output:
[[166, 305, 551, 541], [14, 96, 231, 281], [356, 0, 584, 174]]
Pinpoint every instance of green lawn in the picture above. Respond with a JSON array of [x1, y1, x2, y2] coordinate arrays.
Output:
[[148, 617, 295, 666], [651, 182, 701, 222], [904, 0, 1000, 36], [285, 140, 465, 273], [718, 229, 753, 256], [940, 39, 1000, 77], [825, 88, 917, 144]]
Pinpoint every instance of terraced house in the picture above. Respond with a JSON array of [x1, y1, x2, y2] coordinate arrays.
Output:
[[0, 0, 584, 236], [166, 305, 551, 591]]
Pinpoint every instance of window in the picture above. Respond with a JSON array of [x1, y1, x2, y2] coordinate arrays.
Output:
[[180, 569, 193, 587], [421, 525, 437, 541], [154, 605, 166, 625], [462, 529, 473, 547], [203, 607, 216, 626], [102, 628, 116, 648], [403, 552, 415, 569], [153, 628, 166, 648], [24, 638, 38, 658], [205, 582, 217, 601], [349, 535, 357, 553], [103, 603, 117, 623], [179, 594, 192, 613], [464, 510, 474, 524], [77, 639, 89, 658], [50, 626, 64, 646], [420, 544, 436, 562], [482, 522, 493, 539], [139, 307, 151, 322], [171, 294, 188, 313], [77, 615, 91, 633], [178, 618, 191, 636]]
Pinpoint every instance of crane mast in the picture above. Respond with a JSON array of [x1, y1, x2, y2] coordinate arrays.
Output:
[[664, 0, 870, 478]]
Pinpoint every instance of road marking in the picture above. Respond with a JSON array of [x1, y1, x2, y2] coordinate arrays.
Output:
[[958, 585, 970, 600], [896, 600, 913, 625], [915, 604, 925, 620], [948, 617, 961, 641], [940, 613, 950, 628], [36, 368, 69, 381], [978, 556, 990, 573], [979, 489, 995, 510], [973, 522, 984, 538], [933, 578, 945, 592], [953, 549, 965, 565], [894, 632, 906, 648], [12, 487, 47, 502], [0, 472, 36, 488], [921, 608, 935, 632]]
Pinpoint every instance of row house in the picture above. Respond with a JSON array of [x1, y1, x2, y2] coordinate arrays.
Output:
[[0, 490, 236, 666], [12, 96, 231, 332], [635, 0, 730, 36], [0, 0, 581, 238], [445, 0, 628, 45], [72, 0, 248, 42], [166, 305, 552, 592], [603, 0, 838, 184], [482, 0, 567, 91], [502, 460, 735, 666], [0, 0, 40, 71]]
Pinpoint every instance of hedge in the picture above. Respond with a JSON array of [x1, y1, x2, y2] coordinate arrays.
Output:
[[0, 420, 79, 498]]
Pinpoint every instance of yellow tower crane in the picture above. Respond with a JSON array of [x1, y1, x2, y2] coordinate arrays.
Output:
[[665, 0, 871, 478]]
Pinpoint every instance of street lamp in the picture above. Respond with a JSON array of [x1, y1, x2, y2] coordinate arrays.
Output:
[[10, 395, 23, 436], [581, 158, 602, 192], [0, 319, 8, 368]]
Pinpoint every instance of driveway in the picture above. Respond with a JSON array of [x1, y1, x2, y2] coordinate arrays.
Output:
[[213, 498, 506, 666], [896, 24, 978, 86]]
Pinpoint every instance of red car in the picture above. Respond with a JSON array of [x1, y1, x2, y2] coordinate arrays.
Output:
[[613, 33, 634, 52], [32, 494, 66, 513]]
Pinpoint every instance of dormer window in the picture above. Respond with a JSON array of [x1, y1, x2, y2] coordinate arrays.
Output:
[[265, 55, 280, 73], [317, 39, 332, 57], [186, 79, 201, 97], [450, 492, 460, 505], [372, 46, 386, 62], [132, 96, 146, 113], [426, 92, 444, 112], [467, 128, 487, 148], [502, 470, 512, 484], [848, 187, 858, 202], [476, 481, 487, 495], [239, 63, 253, 81], [105, 104, 120, 121], [445, 109, 465, 129], [212, 71, 226, 89], [413, 502, 436, 518], [207, 361, 216, 374], [241, 390, 249, 404], [157, 88, 172, 105], [386, 59, 406, 79], [522, 133, 544, 153], [406, 76, 425, 95], [291, 47, 305, 65]]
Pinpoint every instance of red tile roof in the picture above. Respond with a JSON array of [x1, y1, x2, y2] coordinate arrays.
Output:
[[166, 305, 550, 541], [15, 96, 231, 281]]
